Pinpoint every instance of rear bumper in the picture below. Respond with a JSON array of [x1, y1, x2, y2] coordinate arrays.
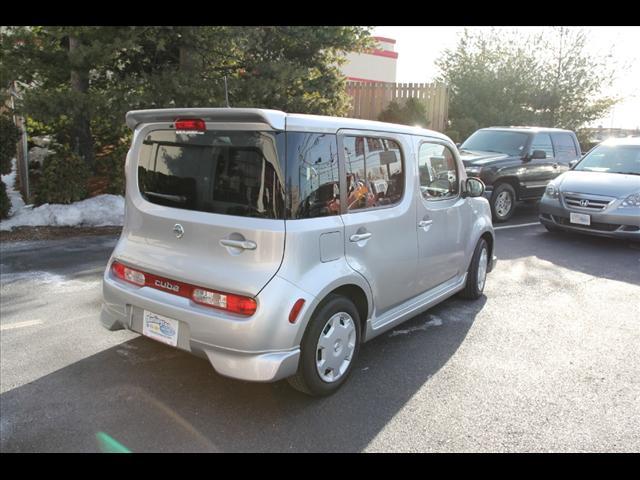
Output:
[[101, 270, 313, 382], [539, 197, 640, 240]]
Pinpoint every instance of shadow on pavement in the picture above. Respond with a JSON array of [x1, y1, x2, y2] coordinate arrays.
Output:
[[495, 222, 640, 286], [0, 296, 486, 452]]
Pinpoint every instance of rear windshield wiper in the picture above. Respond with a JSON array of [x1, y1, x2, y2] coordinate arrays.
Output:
[[615, 171, 640, 176], [144, 191, 188, 203]]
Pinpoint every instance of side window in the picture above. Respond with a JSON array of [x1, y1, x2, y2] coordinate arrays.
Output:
[[531, 133, 554, 159], [418, 143, 459, 200], [552, 133, 579, 161], [344, 136, 404, 212], [286, 132, 340, 219]]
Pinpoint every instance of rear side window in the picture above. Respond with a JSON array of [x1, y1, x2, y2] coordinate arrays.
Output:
[[343, 136, 404, 211], [285, 133, 340, 219], [531, 133, 554, 158], [552, 133, 579, 161], [137, 130, 285, 219]]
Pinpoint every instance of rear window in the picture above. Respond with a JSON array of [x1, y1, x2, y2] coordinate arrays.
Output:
[[137, 130, 286, 219], [552, 133, 579, 160], [461, 130, 529, 157]]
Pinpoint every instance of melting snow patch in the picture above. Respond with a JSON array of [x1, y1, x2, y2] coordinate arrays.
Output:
[[1, 159, 26, 216], [0, 270, 101, 291], [388, 314, 443, 337], [1, 158, 124, 231]]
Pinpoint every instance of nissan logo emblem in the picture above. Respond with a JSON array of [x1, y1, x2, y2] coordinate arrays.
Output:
[[579, 199, 590, 207], [173, 224, 185, 239]]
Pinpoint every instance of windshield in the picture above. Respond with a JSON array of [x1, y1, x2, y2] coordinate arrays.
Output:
[[137, 130, 286, 219], [460, 130, 529, 157], [574, 144, 640, 175]]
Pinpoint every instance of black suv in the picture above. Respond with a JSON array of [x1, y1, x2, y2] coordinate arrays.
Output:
[[459, 127, 581, 222]]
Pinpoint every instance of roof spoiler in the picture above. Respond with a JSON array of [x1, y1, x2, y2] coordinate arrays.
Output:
[[125, 108, 286, 131]]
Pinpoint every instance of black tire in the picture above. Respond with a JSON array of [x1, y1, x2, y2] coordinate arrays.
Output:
[[287, 295, 361, 396], [490, 183, 517, 222], [543, 223, 561, 233], [460, 238, 490, 300]]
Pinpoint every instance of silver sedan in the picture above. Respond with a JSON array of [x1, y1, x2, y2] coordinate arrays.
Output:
[[539, 137, 640, 240]]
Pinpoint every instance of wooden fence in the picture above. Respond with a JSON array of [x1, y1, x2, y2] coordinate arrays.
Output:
[[345, 81, 449, 132]]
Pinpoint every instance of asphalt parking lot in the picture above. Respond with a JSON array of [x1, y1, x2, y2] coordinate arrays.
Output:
[[1, 202, 639, 452]]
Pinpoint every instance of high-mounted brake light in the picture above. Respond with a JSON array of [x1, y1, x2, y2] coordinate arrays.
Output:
[[110, 261, 257, 316], [174, 118, 206, 132]]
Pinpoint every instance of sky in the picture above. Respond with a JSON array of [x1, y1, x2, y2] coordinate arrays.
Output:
[[373, 26, 640, 130]]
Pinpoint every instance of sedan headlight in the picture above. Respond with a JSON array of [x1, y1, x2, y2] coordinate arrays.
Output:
[[544, 183, 560, 199], [621, 192, 640, 208], [465, 166, 482, 177]]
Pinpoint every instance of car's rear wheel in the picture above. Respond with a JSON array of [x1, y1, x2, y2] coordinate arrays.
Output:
[[460, 238, 490, 300], [287, 295, 361, 396], [490, 183, 517, 222]]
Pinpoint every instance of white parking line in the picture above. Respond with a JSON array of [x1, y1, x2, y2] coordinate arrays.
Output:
[[0, 320, 43, 331], [494, 222, 542, 231]]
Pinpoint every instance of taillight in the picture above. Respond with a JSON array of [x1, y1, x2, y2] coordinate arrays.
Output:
[[192, 287, 257, 316], [174, 118, 206, 132], [110, 260, 256, 316], [111, 261, 145, 286], [289, 299, 306, 324]]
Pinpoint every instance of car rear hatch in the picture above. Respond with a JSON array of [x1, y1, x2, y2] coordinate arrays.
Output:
[[114, 109, 287, 299]]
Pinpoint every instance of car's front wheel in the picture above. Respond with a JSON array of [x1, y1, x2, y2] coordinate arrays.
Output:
[[490, 183, 517, 222], [460, 238, 490, 300], [287, 295, 361, 396]]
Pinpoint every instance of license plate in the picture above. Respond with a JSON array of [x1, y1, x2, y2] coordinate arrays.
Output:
[[142, 310, 179, 347], [570, 212, 591, 226]]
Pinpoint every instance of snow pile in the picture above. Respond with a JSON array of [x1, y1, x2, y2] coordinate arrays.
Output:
[[1, 159, 124, 231]]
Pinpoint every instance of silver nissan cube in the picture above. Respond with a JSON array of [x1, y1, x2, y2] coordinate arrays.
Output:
[[101, 108, 496, 396]]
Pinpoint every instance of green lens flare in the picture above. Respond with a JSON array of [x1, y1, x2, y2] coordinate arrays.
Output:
[[96, 432, 132, 453]]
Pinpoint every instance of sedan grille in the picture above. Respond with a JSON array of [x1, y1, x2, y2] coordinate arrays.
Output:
[[562, 193, 614, 211]]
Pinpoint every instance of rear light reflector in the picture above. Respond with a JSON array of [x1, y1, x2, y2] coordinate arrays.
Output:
[[174, 118, 206, 132], [192, 288, 257, 316], [110, 261, 256, 316], [192, 288, 228, 309], [289, 299, 306, 324], [112, 261, 145, 286]]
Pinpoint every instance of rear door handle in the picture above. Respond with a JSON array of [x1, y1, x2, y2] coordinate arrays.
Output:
[[418, 220, 433, 228], [349, 232, 372, 242], [220, 239, 257, 250]]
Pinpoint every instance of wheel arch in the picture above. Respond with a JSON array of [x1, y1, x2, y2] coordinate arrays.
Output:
[[292, 275, 373, 347], [493, 176, 521, 200]]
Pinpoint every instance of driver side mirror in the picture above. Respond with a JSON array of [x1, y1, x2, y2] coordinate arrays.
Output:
[[463, 177, 485, 198]]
